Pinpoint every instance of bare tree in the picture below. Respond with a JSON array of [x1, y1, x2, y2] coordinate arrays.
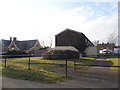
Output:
[[118, 34, 120, 45], [49, 36, 52, 48], [107, 32, 118, 44], [40, 40, 46, 48], [46, 36, 53, 48], [92, 40, 99, 46], [40, 36, 53, 48]]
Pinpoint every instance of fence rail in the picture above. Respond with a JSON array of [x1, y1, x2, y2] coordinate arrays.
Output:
[[74, 64, 120, 67], [74, 63, 120, 72], [1, 54, 119, 77], [1, 54, 68, 77]]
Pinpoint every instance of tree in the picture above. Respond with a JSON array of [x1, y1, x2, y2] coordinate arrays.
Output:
[[40, 36, 53, 48], [40, 40, 46, 48], [92, 40, 99, 46], [107, 32, 118, 44], [46, 36, 52, 48]]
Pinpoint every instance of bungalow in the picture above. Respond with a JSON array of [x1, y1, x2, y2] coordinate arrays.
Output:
[[1, 37, 42, 54], [97, 42, 115, 54]]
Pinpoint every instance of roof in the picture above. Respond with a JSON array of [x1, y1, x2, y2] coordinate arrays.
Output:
[[14, 40, 38, 51], [1, 39, 39, 51], [49, 46, 79, 52], [114, 46, 120, 48], [55, 28, 94, 46], [55, 28, 82, 36], [1, 39, 11, 48]]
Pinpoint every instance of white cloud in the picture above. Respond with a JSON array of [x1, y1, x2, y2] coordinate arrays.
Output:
[[110, 2, 118, 10], [84, 13, 118, 43]]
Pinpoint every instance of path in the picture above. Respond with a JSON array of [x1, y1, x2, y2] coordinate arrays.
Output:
[[74, 58, 118, 77], [89, 58, 112, 66]]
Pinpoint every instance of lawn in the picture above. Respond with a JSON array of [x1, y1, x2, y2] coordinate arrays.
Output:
[[106, 58, 120, 71], [0, 57, 94, 83]]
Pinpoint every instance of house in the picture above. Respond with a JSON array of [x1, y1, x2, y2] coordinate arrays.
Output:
[[55, 28, 94, 56], [97, 42, 115, 54], [114, 46, 120, 55], [1, 37, 42, 54], [0, 40, 2, 55]]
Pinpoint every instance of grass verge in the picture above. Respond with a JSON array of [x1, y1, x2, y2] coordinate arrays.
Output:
[[1, 57, 94, 83], [2, 62, 70, 83], [106, 58, 120, 71]]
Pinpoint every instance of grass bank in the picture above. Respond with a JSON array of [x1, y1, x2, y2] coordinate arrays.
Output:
[[106, 58, 120, 71], [2, 63, 67, 83]]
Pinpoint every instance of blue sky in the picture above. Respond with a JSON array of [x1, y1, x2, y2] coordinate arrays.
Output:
[[0, 0, 119, 47]]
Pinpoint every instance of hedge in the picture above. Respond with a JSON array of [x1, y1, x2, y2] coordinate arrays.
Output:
[[42, 50, 79, 60]]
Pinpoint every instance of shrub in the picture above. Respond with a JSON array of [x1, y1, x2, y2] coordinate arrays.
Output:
[[2, 50, 28, 58], [42, 50, 79, 60]]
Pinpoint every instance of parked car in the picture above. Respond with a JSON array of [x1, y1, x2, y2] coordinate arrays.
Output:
[[102, 50, 111, 54]]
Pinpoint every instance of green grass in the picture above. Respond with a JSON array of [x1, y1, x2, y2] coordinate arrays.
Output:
[[0, 57, 94, 83], [2, 57, 94, 69], [1, 62, 69, 83], [106, 58, 120, 71]]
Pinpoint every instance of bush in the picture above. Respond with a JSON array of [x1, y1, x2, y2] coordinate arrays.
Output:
[[42, 50, 79, 60], [2, 50, 28, 58]]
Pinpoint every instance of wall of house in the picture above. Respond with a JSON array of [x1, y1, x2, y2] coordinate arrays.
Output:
[[8, 41, 20, 51], [85, 46, 98, 57], [56, 31, 82, 46], [0, 41, 2, 54]]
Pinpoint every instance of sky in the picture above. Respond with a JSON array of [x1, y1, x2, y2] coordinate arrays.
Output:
[[0, 0, 119, 47]]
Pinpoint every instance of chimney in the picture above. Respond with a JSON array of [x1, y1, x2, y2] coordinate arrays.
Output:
[[10, 37, 12, 41], [13, 37, 17, 41]]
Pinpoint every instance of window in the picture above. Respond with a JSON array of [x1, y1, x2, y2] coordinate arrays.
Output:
[[11, 45, 15, 50]]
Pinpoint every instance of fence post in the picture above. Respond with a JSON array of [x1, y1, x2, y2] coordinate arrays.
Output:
[[74, 59, 76, 71], [28, 56, 31, 70], [5, 57, 6, 68], [65, 59, 67, 77]]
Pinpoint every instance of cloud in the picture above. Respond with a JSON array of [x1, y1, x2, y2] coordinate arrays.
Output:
[[0, 1, 118, 46], [56, 6, 118, 43], [84, 13, 118, 42], [110, 2, 118, 10]]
